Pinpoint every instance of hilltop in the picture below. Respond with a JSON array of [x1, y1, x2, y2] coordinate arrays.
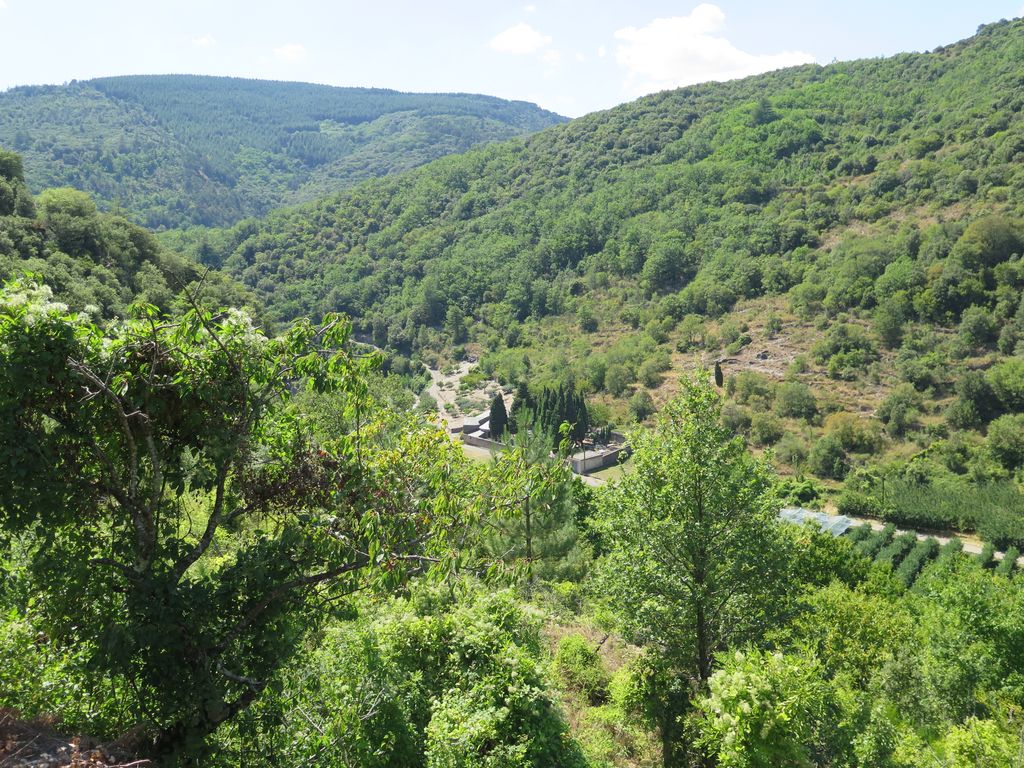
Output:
[[0, 75, 566, 229]]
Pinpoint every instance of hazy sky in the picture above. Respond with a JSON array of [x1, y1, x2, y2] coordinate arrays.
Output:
[[1, 1, 1021, 117]]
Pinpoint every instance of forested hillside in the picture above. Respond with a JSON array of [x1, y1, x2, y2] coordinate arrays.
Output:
[[0, 149, 253, 316], [180, 19, 1024, 543], [0, 75, 566, 229]]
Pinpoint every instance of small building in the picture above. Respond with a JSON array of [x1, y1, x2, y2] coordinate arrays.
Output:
[[568, 444, 630, 475]]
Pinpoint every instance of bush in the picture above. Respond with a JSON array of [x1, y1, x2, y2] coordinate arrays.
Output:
[[578, 303, 598, 332], [554, 634, 609, 705], [958, 305, 998, 349], [776, 476, 824, 506], [877, 384, 920, 437], [775, 382, 818, 421], [875, 531, 917, 568], [638, 349, 671, 388], [858, 524, 896, 559], [895, 538, 940, 586], [775, 434, 809, 467], [604, 364, 633, 397], [845, 524, 874, 544], [977, 542, 995, 568], [995, 547, 1019, 577], [824, 412, 884, 454], [987, 358, 1024, 412], [728, 371, 776, 409], [813, 324, 878, 379], [750, 412, 784, 446], [721, 403, 752, 436], [987, 414, 1024, 469], [808, 433, 850, 480], [836, 490, 883, 518], [935, 537, 964, 565], [947, 370, 1001, 428], [629, 390, 655, 421]]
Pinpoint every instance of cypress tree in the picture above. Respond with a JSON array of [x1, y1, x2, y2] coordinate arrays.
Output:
[[510, 381, 532, 434], [490, 393, 508, 440]]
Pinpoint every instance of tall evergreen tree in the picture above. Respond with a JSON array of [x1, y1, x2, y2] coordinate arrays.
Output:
[[490, 392, 508, 440]]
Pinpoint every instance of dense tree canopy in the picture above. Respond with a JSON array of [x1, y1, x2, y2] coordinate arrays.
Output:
[[0, 76, 565, 228]]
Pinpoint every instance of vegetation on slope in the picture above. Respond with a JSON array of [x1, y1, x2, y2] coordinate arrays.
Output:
[[179, 19, 1024, 541], [3, 329, 1024, 765], [0, 148, 254, 316], [0, 75, 566, 228]]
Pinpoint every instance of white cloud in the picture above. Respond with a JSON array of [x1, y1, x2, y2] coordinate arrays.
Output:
[[489, 22, 552, 55], [614, 3, 815, 96], [524, 4, 537, 12], [541, 49, 562, 65], [0, 1, 8, 10], [273, 43, 308, 61], [575, 52, 586, 63], [192, 34, 216, 49], [597, 45, 607, 58]]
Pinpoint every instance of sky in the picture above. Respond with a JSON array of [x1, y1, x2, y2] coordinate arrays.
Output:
[[0, 1, 1022, 117]]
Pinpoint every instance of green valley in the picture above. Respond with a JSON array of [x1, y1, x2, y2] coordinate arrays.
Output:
[[1, 12, 1024, 768]]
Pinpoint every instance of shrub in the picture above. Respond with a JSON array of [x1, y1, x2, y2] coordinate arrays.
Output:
[[836, 490, 883, 518], [935, 537, 964, 564], [977, 542, 995, 568], [813, 324, 878, 371], [728, 371, 776, 409], [554, 634, 609, 705], [858, 524, 896, 559], [750, 412, 784, 446], [604, 364, 632, 397], [947, 370, 1002, 428], [875, 531, 917, 568], [578, 303, 598, 332], [824, 413, 884, 454], [776, 477, 824, 507], [775, 381, 818, 421], [638, 350, 671, 388], [808, 433, 850, 479], [845, 524, 874, 544], [987, 414, 1024, 469], [895, 538, 940, 587], [721, 403, 753, 436], [987, 358, 1024, 412], [775, 434, 809, 467], [995, 547, 1019, 577], [787, 355, 810, 375], [958, 305, 998, 349], [878, 384, 920, 437], [629, 390, 655, 421], [827, 350, 873, 380]]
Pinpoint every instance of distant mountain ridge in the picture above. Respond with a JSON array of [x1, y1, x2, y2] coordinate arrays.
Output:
[[0, 75, 567, 229]]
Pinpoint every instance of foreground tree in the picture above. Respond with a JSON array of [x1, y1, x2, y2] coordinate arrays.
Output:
[[0, 282, 555, 759], [595, 376, 791, 766]]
